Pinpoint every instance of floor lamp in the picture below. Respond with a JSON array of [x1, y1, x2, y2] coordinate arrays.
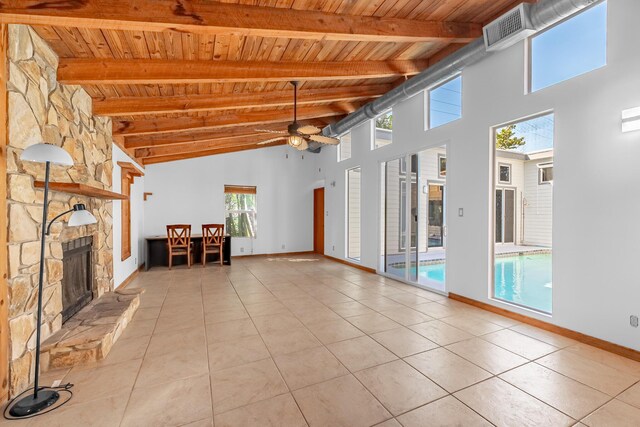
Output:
[[8, 143, 97, 418]]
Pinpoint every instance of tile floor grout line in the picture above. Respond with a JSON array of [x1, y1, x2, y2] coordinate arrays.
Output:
[[117, 274, 169, 427]]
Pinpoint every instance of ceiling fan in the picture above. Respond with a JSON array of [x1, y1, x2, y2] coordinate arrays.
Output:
[[256, 81, 340, 151]]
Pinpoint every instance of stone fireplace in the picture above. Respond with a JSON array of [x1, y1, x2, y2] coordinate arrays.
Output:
[[6, 25, 115, 396], [61, 236, 94, 323]]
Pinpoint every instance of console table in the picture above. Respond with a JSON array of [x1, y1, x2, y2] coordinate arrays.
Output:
[[145, 234, 231, 270]]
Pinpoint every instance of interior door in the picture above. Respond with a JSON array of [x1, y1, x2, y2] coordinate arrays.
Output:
[[313, 187, 324, 254]]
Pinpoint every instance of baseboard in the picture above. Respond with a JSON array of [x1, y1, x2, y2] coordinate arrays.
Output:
[[232, 251, 315, 258], [118, 269, 139, 290], [323, 255, 376, 274], [449, 292, 640, 362], [138, 263, 145, 272]]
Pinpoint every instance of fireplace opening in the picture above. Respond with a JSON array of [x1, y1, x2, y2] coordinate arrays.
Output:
[[61, 236, 94, 323]]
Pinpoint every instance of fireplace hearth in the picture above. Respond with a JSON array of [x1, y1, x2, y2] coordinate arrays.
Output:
[[61, 236, 94, 323]]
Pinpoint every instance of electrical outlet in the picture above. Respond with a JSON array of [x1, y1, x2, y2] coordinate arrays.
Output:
[[240, 247, 245, 253], [134, 257, 137, 264], [458, 208, 464, 217], [631, 315, 639, 328], [332, 245, 335, 251], [281, 244, 285, 249]]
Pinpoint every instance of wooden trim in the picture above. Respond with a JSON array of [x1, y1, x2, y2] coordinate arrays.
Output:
[[232, 251, 315, 259], [117, 161, 144, 177], [0, 1, 481, 43], [117, 268, 139, 290], [34, 181, 127, 200], [324, 255, 376, 274], [143, 192, 153, 201], [57, 58, 430, 85], [224, 185, 256, 195], [0, 23, 10, 403], [449, 293, 640, 363], [94, 84, 391, 117]]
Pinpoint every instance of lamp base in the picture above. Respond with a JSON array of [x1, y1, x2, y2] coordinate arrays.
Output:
[[8, 389, 60, 418]]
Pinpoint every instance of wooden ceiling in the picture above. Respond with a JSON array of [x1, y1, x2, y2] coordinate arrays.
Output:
[[0, 0, 525, 165]]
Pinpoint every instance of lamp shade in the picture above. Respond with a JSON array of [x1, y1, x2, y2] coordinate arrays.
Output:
[[68, 204, 97, 227], [21, 143, 73, 166]]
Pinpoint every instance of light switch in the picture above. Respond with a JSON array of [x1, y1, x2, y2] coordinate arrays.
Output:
[[458, 208, 464, 217]]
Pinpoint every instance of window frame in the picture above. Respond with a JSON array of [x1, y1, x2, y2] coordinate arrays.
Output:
[[427, 74, 463, 130], [538, 163, 554, 185], [372, 109, 393, 150], [346, 167, 362, 261], [224, 187, 258, 239], [527, 0, 608, 93], [498, 163, 512, 185], [337, 131, 352, 162], [438, 154, 447, 178]]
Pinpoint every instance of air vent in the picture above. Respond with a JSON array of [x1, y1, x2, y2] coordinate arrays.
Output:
[[483, 3, 536, 52]]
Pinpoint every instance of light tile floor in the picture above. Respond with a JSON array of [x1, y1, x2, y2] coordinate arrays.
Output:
[[5, 254, 640, 426]]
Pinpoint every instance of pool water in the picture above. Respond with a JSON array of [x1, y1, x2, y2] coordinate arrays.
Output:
[[414, 252, 552, 313], [494, 253, 552, 313]]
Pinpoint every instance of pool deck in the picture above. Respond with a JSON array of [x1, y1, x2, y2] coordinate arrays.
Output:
[[386, 244, 550, 264]]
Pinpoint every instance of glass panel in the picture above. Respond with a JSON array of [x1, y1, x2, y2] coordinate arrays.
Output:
[[374, 110, 393, 149], [504, 189, 515, 244], [429, 75, 462, 128], [493, 114, 554, 313], [384, 157, 406, 280], [225, 193, 257, 238], [338, 131, 352, 161], [531, 2, 607, 92], [416, 146, 447, 292], [408, 154, 419, 283], [347, 167, 361, 261], [495, 189, 503, 243]]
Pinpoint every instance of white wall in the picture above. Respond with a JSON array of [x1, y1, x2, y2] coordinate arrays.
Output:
[[317, 0, 640, 350], [144, 146, 317, 256], [112, 144, 145, 288]]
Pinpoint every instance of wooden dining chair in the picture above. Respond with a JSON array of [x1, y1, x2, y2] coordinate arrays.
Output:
[[166, 224, 193, 269], [202, 224, 224, 266]]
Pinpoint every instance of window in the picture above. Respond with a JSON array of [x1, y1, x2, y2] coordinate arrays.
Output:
[[429, 75, 462, 129], [338, 131, 352, 161], [346, 167, 361, 261], [373, 110, 393, 149], [539, 163, 553, 184], [438, 155, 447, 178], [498, 163, 511, 184], [224, 185, 257, 238], [530, 1, 607, 92]]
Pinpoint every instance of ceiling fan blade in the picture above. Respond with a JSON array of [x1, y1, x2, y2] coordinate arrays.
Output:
[[295, 139, 309, 151], [256, 137, 287, 145], [254, 129, 287, 134], [297, 125, 322, 135], [309, 134, 340, 145]]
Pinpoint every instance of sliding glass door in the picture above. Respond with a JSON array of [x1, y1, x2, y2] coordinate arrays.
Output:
[[381, 146, 447, 292]]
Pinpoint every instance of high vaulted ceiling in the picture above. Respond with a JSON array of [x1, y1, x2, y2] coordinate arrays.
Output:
[[0, 0, 525, 165]]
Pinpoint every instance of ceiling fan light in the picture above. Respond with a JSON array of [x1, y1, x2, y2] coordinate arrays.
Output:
[[288, 135, 305, 148]]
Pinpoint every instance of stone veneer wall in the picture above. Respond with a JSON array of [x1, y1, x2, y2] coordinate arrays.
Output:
[[5, 25, 114, 396]]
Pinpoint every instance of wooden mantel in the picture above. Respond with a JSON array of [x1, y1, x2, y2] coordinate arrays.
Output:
[[34, 181, 128, 200]]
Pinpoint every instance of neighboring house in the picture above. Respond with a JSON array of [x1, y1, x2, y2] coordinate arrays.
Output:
[[495, 149, 553, 248], [380, 146, 553, 265]]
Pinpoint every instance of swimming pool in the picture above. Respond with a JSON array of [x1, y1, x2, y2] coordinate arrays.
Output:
[[411, 252, 552, 313]]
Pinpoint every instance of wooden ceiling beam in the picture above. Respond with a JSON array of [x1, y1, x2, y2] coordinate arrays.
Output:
[[57, 58, 430, 85], [113, 104, 357, 137], [142, 141, 288, 166], [0, 1, 482, 43], [124, 119, 330, 149], [94, 84, 391, 117], [135, 134, 288, 159]]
